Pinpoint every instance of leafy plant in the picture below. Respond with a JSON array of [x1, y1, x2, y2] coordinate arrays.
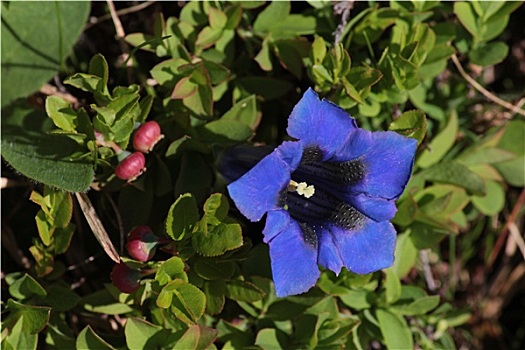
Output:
[[2, 1, 524, 349]]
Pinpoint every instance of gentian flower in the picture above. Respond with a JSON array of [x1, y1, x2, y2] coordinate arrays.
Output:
[[225, 88, 417, 297]]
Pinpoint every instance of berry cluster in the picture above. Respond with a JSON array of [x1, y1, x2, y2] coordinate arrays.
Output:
[[114, 121, 164, 182]]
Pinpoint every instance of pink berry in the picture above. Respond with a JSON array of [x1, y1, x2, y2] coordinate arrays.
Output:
[[128, 225, 155, 241], [110, 263, 141, 294], [115, 152, 146, 181], [126, 226, 159, 262], [133, 121, 164, 153]]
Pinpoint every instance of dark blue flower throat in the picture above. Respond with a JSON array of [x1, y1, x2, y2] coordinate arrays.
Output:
[[284, 146, 366, 237]]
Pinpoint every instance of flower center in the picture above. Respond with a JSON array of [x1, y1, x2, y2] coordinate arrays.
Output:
[[283, 146, 366, 235], [288, 180, 315, 198]]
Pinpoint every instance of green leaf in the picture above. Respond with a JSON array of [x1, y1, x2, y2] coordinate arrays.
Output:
[[155, 257, 186, 286], [384, 268, 401, 304], [7, 299, 51, 334], [469, 41, 509, 66], [391, 231, 418, 278], [76, 326, 116, 350], [8, 274, 46, 300], [172, 76, 198, 99], [311, 36, 327, 65], [3, 316, 37, 350], [225, 280, 265, 303], [471, 180, 505, 215], [180, 1, 208, 26], [89, 53, 109, 83], [125, 318, 168, 350], [339, 289, 372, 310], [28, 244, 54, 277], [81, 288, 134, 315], [255, 328, 286, 350], [305, 296, 339, 319], [479, 16, 510, 42], [35, 210, 53, 246], [166, 193, 200, 241], [389, 110, 427, 145], [158, 279, 206, 325], [44, 285, 80, 312], [409, 222, 449, 249], [1, 1, 90, 107], [376, 309, 413, 350], [254, 37, 273, 71], [494, 120, 525, 186], [458, 147, 516, 165], [88, 54, 112, 104], [224, 5, 243, 30], [392, 195, 418, 227], [194, 260, 235, 280], [341, 79, 363, 103], [184, 84, 214, 118], [418, 111, 458, 168], [454, 2, 479, 39], [1, 101, 94, 192], [209, 7, 227, 29], [203, 60, 230, 85], [175, 152, 213, 203], [196, 119, 253, 144], [275, 14, 317, 35], [415, 184, 470, 218], [221, 95, 261, 130], [203, 193, 229, 226], [347, 66, 383, 91], [49, 189, 73, 228], [45, 96, 78, 132], [392, 295, 440, 316], [174, 325, 218, 350], [422, 161, 486, 195], [203, 280, 226, 315], [317, 318, 360, 348], [54, 224, 75, 255], [195, 26, 223, 49], [253, 1, 290, 33], [92, 93, 139, 143], [192, 223, 243, 257], [64, 73, 101, 94]]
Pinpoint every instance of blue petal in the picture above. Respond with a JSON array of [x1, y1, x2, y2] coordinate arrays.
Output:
[[351, 131, 417, 200], [347, 193, 398, 222], [330, 220, 396, 274], [287, 88, 357, 159], [262, 210, 290, 243], [228, 152, 290, 222], [268, 220, 320, 297], [275, 141, 303, 170], [334, 128, 372, 161], [317, 228, 343, 275]]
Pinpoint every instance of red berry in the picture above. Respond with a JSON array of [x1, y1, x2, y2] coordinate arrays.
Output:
[[110, 262, 141, 294], [128, 225, 155, 241], [133, 121, 164, 153], [126, 226, 159, 262], [115, 152, 146, 182]]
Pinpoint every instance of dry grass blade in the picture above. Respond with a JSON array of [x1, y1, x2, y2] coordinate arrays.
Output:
[[75, 192, 120, 263]]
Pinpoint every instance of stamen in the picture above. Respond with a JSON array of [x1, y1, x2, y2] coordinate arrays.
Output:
[[288, 180, 315, 198]]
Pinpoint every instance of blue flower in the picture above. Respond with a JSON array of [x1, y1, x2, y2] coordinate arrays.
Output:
[[226, 88, 417, 297]]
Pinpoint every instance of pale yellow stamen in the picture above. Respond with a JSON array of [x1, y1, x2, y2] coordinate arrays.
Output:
[[288, 180, 315, 198]]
